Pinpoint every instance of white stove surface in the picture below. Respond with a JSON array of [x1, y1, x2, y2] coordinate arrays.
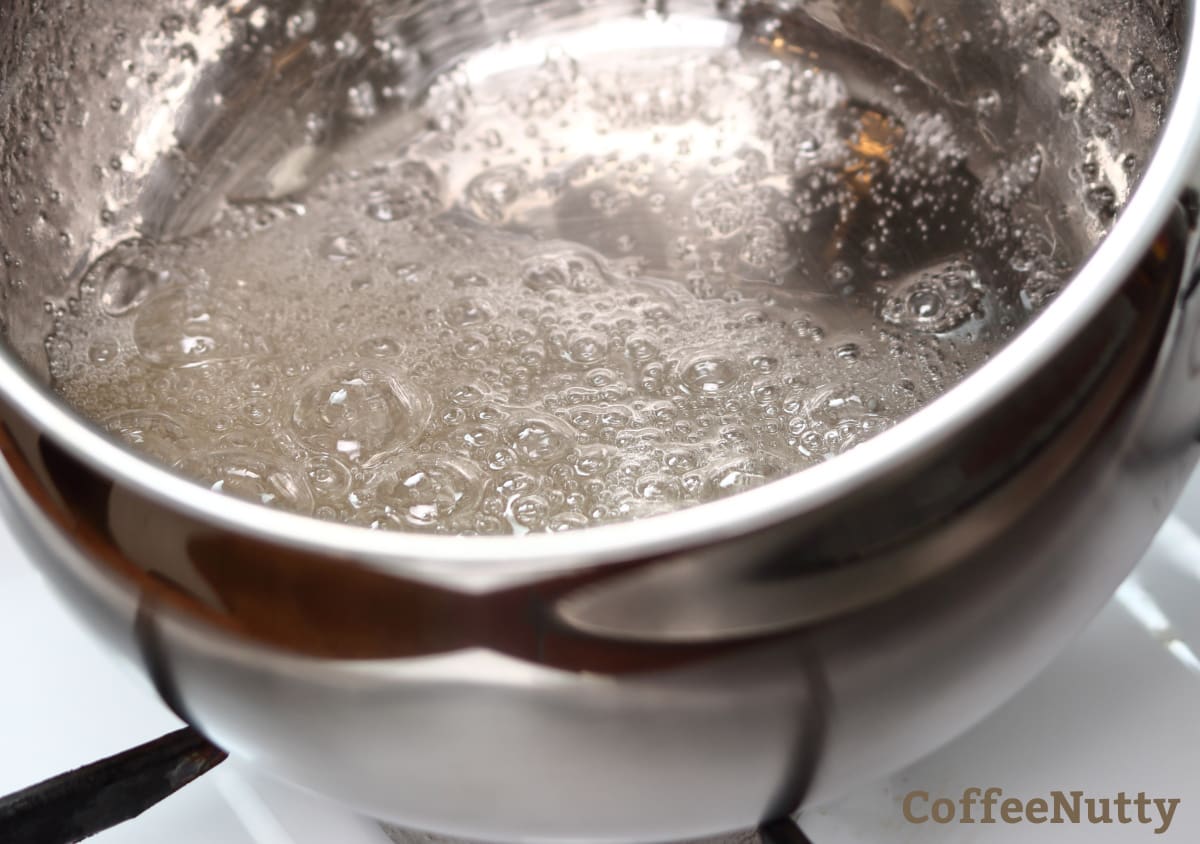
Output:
[[3, 477, 1200, 843]]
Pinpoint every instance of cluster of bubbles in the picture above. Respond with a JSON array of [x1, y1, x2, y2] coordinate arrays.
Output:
[[46, 17, 1069, 534]]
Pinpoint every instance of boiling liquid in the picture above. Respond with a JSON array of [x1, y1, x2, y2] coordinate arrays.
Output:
[[47, 15, 1066, 534]]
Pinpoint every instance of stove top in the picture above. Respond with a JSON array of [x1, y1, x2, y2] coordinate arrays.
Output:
[[3, 477, 1199, 843]]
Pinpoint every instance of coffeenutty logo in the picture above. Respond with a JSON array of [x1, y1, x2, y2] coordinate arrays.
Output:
[[902, 788, 1181, 834]]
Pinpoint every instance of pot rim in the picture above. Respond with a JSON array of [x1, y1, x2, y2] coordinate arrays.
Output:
[[1, 8, 1198, 590]]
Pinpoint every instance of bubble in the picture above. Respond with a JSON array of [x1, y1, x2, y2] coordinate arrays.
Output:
[[708, 454, 787, 494], [290, 363, 431, 462], [507, 414, 574, 465], [99, 263, 160, 316], [449, 383, 485, 406], [451, 270, 491, 288], [334, 32, 362, 58], [692, 179, 747, 238], [286, 7, 318, 37], [174, 450, 315, 513], [908, 289, 942, 319], [499, 470, 539, 497], [453, 332, 489, 358], [635, 473, 681, 501], [304, 454, 353, 497], [1022, 267, 1063, 309], [663, 447, 699, 473], [548, 512, 589, 531], [739, 217, 792, 272], [585, 367, 619, 388], [574, 444, 613, 477], [1031, 11, 1061, 47], [511, 494, 550, 530], [393, 262, 427, 284], [487, 447, 518, 471], [481, 128, 504, 149], [567, 332, 608, 365], [794, 130, 823, 159], [464, 164, 529, 223], [132, 288, 244, 366], [790, 317, 826, 341], [522, 248, 612, 293], [246, 368, 278, 397], [880, 259, 984, 333], [834, 343, 860, 362], [88, 342, 118, 365], [678, 353, 737, 395], [367, 454, 485, 529], [750, 355, 778, 373], [625, 334, 659, 363], [345, 81, 379, 122], [751, 379, 782, 405], [357, 336, 402, 357], [323, 233, 362, 262], [444, 296, 493, 327], [102, 410, 187, 461], [243, 400, 272, 426], [365, 162, 442, 221], [160, 12, 186, 34]]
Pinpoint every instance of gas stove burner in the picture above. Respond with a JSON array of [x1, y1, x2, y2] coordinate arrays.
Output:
[[378, 816, 815, 844], [0, 728, 815, 844], [0, 728, 225, 844]]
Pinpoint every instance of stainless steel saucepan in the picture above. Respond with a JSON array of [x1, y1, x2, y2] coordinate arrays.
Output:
[[0, 0, 1198, 841]]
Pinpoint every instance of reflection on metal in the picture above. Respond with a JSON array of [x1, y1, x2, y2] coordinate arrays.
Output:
[[1115, 578, 1200, 675], [844, 110, 902, 192], [886, 0, 916, 22], [1158, 516, 1200, 582], [848, 111, 901, 162]]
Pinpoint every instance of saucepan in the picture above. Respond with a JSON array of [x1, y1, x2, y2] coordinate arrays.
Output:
[[0, 0, 1198, 841]]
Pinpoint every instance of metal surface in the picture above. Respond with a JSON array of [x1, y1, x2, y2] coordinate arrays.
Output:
[[0, 1, 1199, 842]]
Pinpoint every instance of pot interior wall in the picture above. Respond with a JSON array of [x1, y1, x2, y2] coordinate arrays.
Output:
[[0, 0, 1182, 382]]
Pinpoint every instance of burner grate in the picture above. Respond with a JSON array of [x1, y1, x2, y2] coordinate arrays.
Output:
[[379, 813, 815, 844]]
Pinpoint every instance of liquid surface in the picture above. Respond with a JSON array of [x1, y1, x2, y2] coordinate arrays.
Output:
[[47, 15, 1067, 535]]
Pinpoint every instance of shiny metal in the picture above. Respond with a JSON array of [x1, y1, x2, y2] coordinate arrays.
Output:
[[1, 1, 1200, 841]]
